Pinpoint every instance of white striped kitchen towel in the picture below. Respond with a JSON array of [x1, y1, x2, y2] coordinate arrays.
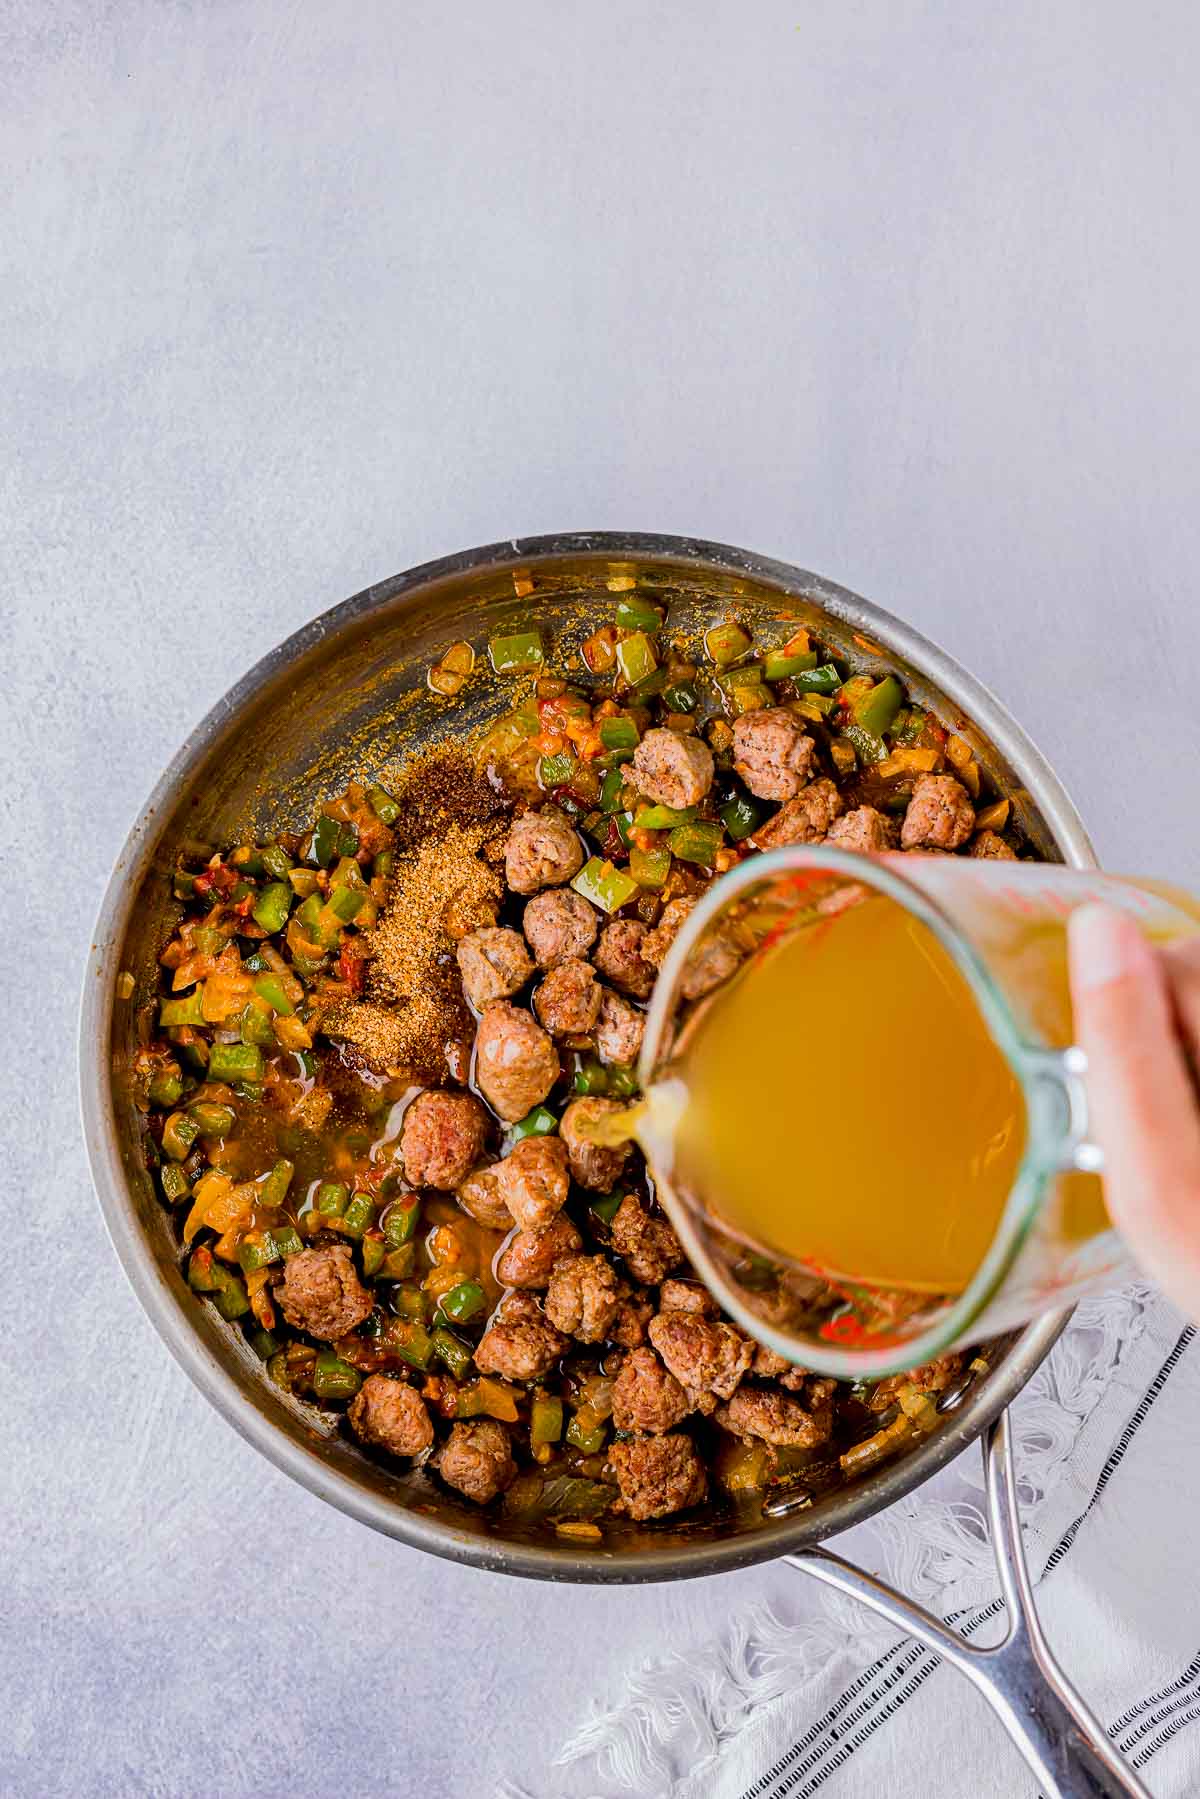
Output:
[[509, 1284, 1200, 1798]]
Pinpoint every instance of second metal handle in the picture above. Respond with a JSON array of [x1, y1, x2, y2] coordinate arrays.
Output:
[[786, 1411, 1149, 1799]]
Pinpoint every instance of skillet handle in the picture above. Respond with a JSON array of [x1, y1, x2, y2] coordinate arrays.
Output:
[[785, 1411, 1151, 1799]]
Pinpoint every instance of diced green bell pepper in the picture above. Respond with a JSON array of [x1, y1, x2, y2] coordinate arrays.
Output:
[[704, 621, 752, 666], [629, 668, 668, 701], [608, 1064, 639, 1099], [764, 649, 819, 680], [341, 1192, 377, 1239], [488, 630, 544, 674], [633, 803, 697, 830], [316, 1181, 349, 1218], [782, 662, 839, 695], [507, 1105, 558, 1144], [160, 1163, 191, 1204], [889, 705, 928, 746], [260, 1159, 295, 1208], [572, 857, 639, 914], [722, 662, 768, 688], [312, 1351, 362, 1400], [238, 1233, 281, 1273], [386, 1319, 435, 1371], [391, 1284, 427, 1321], [615, 631, 657, 687], [367, 784, 401, 825], [846, 674, 903, 737], [187, 1100, 237, 1138], [573, 1056, 610, 1096], [439, 1280, 486, 1324], [252, 882, 292, 933], [148, 1071, 183, 1108], [538, 751, 577, 788], [209, 1264, 250, 1320], [325, 885, 366, 924], [661, 678, 698, 712], [668, 821, 724, 865], [614, 596, 662, 633], [239, 1002, 277, 1048], [566, 1414, 607, 1454], [207, 1043, 263, 1083], [384, 1195, 421, 1245], [253, 972, 295, 1016], [432, 1327, 474, 1379], [259, 844, 293, 882], [187, 1248, 220, 1292], [295, 892, 340, 950], [793, 692, 836, 720], [159, 990, 205, 1028], [162, 1111, 200, 1161], [725, 681, 771, 715], [720, 795, 761, 841], [843, 722, 888, 765], [310, 813, 341, 867], [599, 767, 626, 814], [629, 844, 671, 888], [531, 1392, 564, 1446], [599, 716, 639, 752]]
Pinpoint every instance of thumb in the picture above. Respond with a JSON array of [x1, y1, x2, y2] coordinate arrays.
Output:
[[1068, 902, 1200, 1316]]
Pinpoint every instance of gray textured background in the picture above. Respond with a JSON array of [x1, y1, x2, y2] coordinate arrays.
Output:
[[5, 2, 1200, 1795]]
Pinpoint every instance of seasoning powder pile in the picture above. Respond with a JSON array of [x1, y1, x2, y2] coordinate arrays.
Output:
[[323, 749, 508, 1082]]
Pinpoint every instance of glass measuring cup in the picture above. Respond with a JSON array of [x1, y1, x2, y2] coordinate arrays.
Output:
[[637, 851, 1200, 1379]]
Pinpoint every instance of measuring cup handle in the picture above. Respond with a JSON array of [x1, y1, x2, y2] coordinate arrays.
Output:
[[1023, 1044, 1106, 1176], [785, 1413, 1148, 1799]]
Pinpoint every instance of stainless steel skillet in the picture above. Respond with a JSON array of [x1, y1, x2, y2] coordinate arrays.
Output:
[[79, 534, 1144, 1795]]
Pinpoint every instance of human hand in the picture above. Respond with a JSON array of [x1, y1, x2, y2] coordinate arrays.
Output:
[[1068, 903, 1200, 1321]]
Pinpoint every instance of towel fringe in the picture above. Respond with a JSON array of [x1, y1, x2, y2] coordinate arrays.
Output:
[[551, 1283, 1155, 1795]]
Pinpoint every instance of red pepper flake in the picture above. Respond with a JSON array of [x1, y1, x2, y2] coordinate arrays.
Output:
[[603, 820, 628, 861], [337, 944, 367, 994], [817, 1308, 911, 1352], [550, 784, 593, 812], [193, 863, 238, 897]]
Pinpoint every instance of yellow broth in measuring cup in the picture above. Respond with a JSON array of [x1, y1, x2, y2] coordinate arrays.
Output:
[[662, 891, 1029, 1293], [624, 859, 1200, 1374]]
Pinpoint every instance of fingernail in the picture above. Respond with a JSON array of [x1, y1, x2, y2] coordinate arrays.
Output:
[[1068, 902, 1152, 991]]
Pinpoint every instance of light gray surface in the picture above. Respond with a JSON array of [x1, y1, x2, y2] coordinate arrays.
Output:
[[4, 3, 1200, 1795]]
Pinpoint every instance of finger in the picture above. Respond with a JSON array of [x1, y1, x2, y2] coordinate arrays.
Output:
[[1067, 904, 1200, 1314], [1159, 933, 1200, 1071]]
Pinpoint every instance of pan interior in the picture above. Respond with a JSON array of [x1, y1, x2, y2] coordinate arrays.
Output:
[[87, 538, 1078, 1582]]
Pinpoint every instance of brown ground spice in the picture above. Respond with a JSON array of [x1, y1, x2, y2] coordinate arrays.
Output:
[[323, 749, 510, 1082]]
